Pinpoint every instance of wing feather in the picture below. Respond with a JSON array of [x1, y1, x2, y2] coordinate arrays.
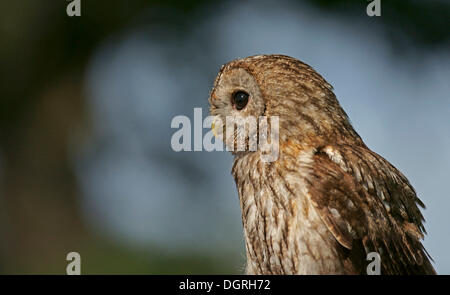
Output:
[[306, 145, 436, 274]]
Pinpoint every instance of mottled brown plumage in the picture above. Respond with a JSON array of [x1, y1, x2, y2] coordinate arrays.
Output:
[[209, 54, 436, 274]]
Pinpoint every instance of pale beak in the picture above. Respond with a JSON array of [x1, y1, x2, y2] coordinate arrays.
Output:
[[211, 121, 217, 138]]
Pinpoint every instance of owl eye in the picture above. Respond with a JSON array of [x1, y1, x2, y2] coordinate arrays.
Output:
[[232, 91, 249, 110]]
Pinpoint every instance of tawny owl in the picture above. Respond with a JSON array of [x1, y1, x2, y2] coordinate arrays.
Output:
[[208, 54, 436, 275]]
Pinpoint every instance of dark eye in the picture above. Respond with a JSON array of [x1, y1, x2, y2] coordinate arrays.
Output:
[[232, 91, 249, 110]]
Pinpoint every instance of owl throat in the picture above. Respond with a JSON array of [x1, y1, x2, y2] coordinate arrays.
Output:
[[231, 150, 350, 275]]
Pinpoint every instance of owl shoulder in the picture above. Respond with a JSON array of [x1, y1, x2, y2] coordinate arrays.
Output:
[[303, 144, 434, 274]]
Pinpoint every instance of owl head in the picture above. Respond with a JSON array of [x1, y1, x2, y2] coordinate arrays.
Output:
[[209, 54, 364, 158]]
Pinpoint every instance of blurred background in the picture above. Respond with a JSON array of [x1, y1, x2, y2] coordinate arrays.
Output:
[[0, 0, 449, 274]]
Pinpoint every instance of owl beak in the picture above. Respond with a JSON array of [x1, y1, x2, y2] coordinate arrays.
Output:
[[211, 121, 217, 138]]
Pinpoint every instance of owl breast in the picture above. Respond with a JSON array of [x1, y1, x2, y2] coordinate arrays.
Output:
[[232, 150, 348, 275]]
